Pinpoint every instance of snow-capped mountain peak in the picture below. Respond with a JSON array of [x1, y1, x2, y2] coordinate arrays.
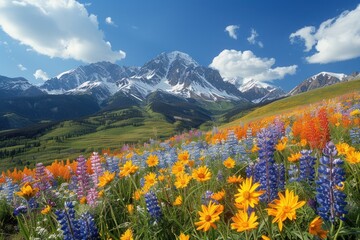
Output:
[[239, 79, 273, 92], [312, 72, 347, 81], [289, 71, 348, 96], [238, 79, 285, 103]]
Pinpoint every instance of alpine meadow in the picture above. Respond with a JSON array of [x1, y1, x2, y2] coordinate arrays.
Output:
[[1, 1, 360, 240]]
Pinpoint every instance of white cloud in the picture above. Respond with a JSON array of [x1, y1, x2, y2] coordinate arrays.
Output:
[[0, 0, 125, 63], [290, 4, 360, 63], [225, 25, 239, 39], [289, 26, 316, 52], [247, 28, 264, 48], [17, 64, 27, 71], [105, 16, 116, 26], [210, 49, 297, 85], [33, 69, 49, 80]]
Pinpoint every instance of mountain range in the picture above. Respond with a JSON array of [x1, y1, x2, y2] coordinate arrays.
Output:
[[0, 51, 358, 131]]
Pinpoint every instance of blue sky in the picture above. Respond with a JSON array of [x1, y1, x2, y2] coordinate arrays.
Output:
[[0, 0, 360, 91]]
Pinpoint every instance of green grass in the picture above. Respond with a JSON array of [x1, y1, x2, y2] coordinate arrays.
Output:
[[222, 79, 360, 128], [0, 109, 178, 171]]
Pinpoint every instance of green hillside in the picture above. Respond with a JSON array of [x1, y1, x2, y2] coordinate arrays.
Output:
[[222, 79, 360, 128], [0, 107, 176, 171]]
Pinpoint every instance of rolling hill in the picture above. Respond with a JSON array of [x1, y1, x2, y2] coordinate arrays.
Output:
[[222, 78, 360, 128]]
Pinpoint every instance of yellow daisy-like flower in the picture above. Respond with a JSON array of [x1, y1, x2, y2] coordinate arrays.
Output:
[[119, 160, 139, 178], [41, 205, 51, 215], [288, 152, 302, 162], [16, 183, 39, 200], [120, 228, 133, 240], [188, 160, 195, 168], [299, 139, 307, 147], [335, 142, 352, 155], [231, 210, 259, 232], [146, 154, 159, 167], [251, 144, 259, 153], [178, 151, 190, 164], [157, 174, 165, 181], [178, 232, 190, 240], [261, 235, 271, 240], [309, 216, 328, 239], [227, 175, 243, 184], [125, 152, 133, 159], [144, 172, 157, 188], [192, 166, 212, 182], [223, 157, 236, 169], [98, 171, 115, 187], [133, 189, 142, 201], [345, 150, 360, 164], [266, 189, 306, 231], [234, 177, 265, 210], [127, 204, 134, 215], [174, 172, 192, 189], [194, 201, 223, 232], [173, 195, 182, 206], [172, 161, 185, 175], [79, 196, 87, 204], [211, 189, 225, 201], [275, 141, 286, 151], [98, 190, 104, 197], [350, 109, 360, 116]]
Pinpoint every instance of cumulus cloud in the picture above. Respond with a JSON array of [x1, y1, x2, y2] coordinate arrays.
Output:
[[17, 64, 27, 71], [0, 0, 126, 63], [290, 4, 360, 63], [105, 17, 116, 26], [225, 25, 239, 39], [33, 69, 49, 81], [289, 26, 316, 52], [247, 28, 264, 48], [210, 49, 297, 85]]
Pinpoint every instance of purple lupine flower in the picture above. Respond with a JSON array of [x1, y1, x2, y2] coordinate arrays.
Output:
[[349, 127, 360, 145], [145, 191, 162, 221], [316, 142, 347, 222], [13, 205, 27, 216], [55, 201, 81, 240], [256, 128, 279, 203], [299, 150, 316, 184], [276, 163, 285, 191], [288, 163, 299, 183], [217, 170, 224, 181], [225, 130, 238, 156], [34, 163, 51, 192], [21, 175, 33, 185], [105, 156, 119, 174], [3, 178, 18, 203], [246, 162, 257, 181], [76, 155, 90, 200], [90, 152, 103, 187], [272, 118, 285, 140], [78, 213, 100, 239], [86, 187, 98, 207], [201, 190, 214, 205]]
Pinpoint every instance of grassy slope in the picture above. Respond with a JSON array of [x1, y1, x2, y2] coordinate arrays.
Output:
[[222, 79, 360, 128], [0, 109, 176, 171]]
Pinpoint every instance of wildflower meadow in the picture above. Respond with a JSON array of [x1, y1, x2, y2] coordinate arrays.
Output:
[[1, 92, 360, 239]]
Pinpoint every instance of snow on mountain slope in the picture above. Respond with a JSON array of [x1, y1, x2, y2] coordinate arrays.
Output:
[[120, 51, 244, 101], [238, 79, 285, 103], [289, 71, 348, 96]]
